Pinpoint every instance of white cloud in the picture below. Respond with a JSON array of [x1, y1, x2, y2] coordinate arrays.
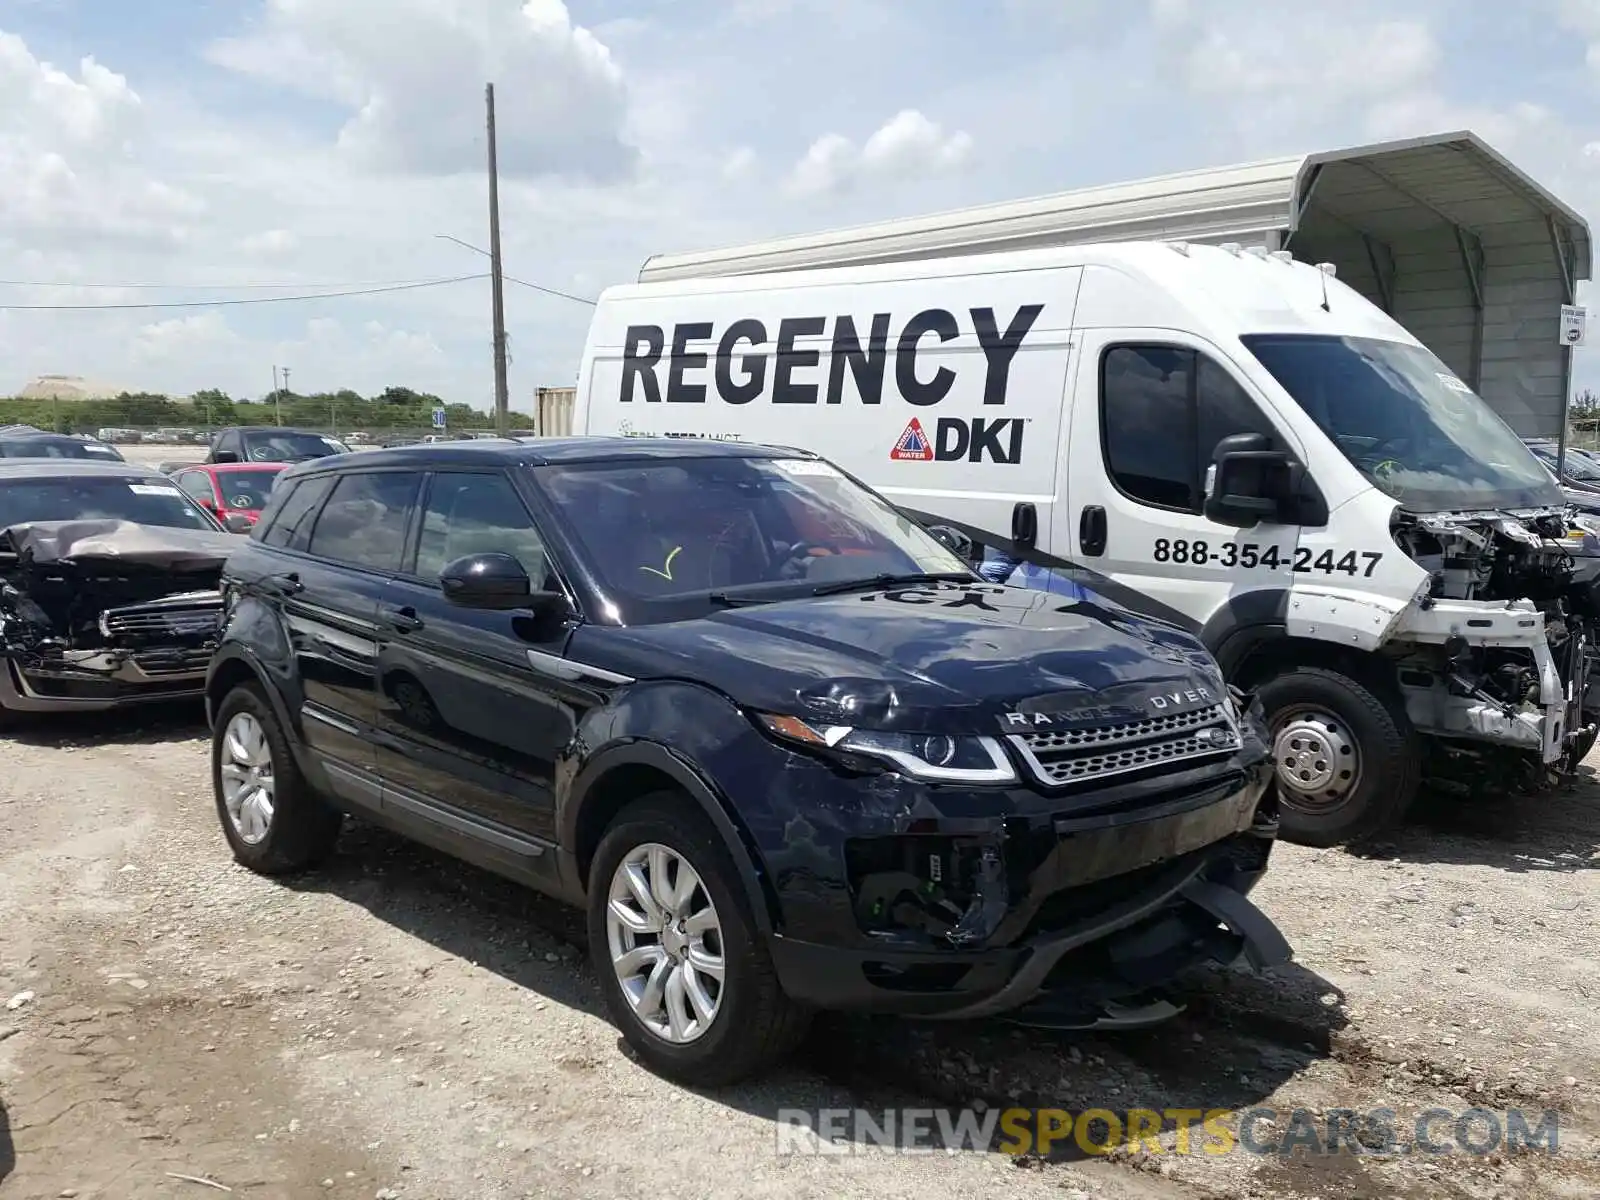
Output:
[[205, 0, 635, 181], [1558, 0, 1600, 69], [0, 31, 203, 246], [1, 1, 1599, 406], [721, 146, 757, 182], [133, 312, 241, 362], [238, 229, 298, 257], [789, 109, 973, 196], [1179, 19, 1437, 104]]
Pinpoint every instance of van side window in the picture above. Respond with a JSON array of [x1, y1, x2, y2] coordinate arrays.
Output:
[[1101, 345, 1278, 515]]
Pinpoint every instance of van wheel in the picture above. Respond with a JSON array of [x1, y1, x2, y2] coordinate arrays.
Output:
[[587, 794, 811, 1086], [212, 684, 342, 874], [1256, 667, 1418, 847]]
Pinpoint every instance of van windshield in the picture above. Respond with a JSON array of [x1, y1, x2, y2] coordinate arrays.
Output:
[[1241, 334, 1563, 513]]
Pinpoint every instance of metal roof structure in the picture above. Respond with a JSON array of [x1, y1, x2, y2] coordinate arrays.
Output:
[[638, 131, 1592, 439]]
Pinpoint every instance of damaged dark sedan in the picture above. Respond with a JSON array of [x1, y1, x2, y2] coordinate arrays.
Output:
[[207, 438, 1291, 1086], [0, 461, 243, 724]]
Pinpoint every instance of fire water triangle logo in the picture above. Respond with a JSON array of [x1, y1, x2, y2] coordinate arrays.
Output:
[[890, 417, 933, 461]]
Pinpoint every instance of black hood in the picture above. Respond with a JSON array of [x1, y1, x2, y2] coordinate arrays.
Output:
[[569, 580, 1224, 734]]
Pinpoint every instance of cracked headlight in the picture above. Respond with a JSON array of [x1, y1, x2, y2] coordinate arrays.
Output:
[[756, 713, 1017, 784]]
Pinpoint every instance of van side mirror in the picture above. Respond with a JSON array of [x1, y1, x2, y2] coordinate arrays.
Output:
[[1011, 502, 1037, 554], [926, 524, 973, 558], [1204, 433, 1300, 529], [212, 450, 240, 464]]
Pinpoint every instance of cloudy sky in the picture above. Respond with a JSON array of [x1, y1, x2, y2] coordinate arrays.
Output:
[[2, 0, 1600, 410]]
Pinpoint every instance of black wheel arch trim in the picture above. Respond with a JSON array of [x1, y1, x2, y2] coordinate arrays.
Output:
[[565, 739, 779, 936], [1200, 588, 1291, 678], [205, 644, 300, 746]]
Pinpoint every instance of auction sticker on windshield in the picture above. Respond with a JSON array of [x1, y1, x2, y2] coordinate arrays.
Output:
[[129, 484, 183, 496], [774, 459, 843, 478]]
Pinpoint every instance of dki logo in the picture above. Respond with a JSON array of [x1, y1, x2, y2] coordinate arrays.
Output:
[[891, 416, 1024, 464]]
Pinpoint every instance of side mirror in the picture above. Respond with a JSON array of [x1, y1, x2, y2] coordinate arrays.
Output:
[[212, 450, 240, 464], [440, 551, 568, 616], [1011, 502, 1038, 554], [1204, 433, 1297, 529], [927, 524, 973, 558], [222, 513, 254, 534]]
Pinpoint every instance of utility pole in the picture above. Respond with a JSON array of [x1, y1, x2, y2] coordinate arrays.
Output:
[[486, 82, 510, 438], [272, 365, 282, 425]]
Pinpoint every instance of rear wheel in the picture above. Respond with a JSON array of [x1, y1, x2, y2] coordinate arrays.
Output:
[[587, 794, 810, 1086], [1257, 667, 1418, 847]]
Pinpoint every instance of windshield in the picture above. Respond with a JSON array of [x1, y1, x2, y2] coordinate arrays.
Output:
[[534, 455, 971, 614], [0, 476, 221, 532], [241, 431, 349, 462], [1242, 334, 1562, 512], [216, 468, 284, 510], [0, 437, 123, 461]]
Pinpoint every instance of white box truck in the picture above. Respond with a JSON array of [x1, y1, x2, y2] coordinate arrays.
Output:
[[571, 134, 1600, 847]]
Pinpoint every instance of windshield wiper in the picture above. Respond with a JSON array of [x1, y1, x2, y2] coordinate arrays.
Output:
[[706, 592, 776, 608], [810, 571, 975, 597]]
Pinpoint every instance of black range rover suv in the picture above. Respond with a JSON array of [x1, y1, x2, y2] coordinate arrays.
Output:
[[205, 438, 1291, 1084]]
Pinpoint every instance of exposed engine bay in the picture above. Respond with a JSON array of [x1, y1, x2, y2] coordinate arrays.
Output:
[[1389, 505, 1600, 788], [0, 520, 238, 705]]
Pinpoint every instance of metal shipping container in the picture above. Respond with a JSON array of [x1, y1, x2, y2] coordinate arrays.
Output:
[[535, 386, 575, 436]]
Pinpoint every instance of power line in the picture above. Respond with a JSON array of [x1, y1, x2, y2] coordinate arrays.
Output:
[[0, 274, 490, 312], [0, 275, 476, 291], [435, 233, 596, 306], [503, 273, 597, 306]]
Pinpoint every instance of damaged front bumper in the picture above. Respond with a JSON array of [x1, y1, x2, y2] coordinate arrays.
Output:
[[0, 592, 222, 714], [763, 759, 1289, 1027], [1391, 598, 1570, 764], [0, 645, 213, 712]]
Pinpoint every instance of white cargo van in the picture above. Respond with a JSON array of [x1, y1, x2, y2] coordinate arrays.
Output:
[[573, 241, 1600, 845]]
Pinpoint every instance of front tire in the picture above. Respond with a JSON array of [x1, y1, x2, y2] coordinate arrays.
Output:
[[587, 794, 810, 1086], [212, 684, 342, 874], [1257, 667, 1419, 847]]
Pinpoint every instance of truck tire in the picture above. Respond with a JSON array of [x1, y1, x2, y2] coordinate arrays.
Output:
[[587, 793, 811, 1086], [1256, 667, 1418, 847]]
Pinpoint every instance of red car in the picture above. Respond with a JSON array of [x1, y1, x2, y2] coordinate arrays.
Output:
[[169, 461, 288, 529]]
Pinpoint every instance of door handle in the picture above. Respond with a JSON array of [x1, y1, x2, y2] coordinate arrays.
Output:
[[264, 571, 302, 597], [1079, 506, 1107, 557], [381, 603, 424, 633]]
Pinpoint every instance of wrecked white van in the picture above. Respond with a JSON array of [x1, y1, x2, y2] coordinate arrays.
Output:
[[574, 240, 1600, 845]]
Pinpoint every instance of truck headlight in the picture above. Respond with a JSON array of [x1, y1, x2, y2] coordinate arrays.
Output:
[[756, 713, 1017, 784]]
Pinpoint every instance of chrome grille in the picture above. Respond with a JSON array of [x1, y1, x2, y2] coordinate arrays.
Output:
[[99, 592, 223, 642], [1017, 705, 1224, 752], [1009, 703, 1239, 787]]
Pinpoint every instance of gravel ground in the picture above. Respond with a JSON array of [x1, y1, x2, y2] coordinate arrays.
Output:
[[2, 706, 1598, 1199]]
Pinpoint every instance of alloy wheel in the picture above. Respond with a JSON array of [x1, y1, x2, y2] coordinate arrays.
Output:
[[604, 842, 725, 1044], [219, 711, 276, 845]]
